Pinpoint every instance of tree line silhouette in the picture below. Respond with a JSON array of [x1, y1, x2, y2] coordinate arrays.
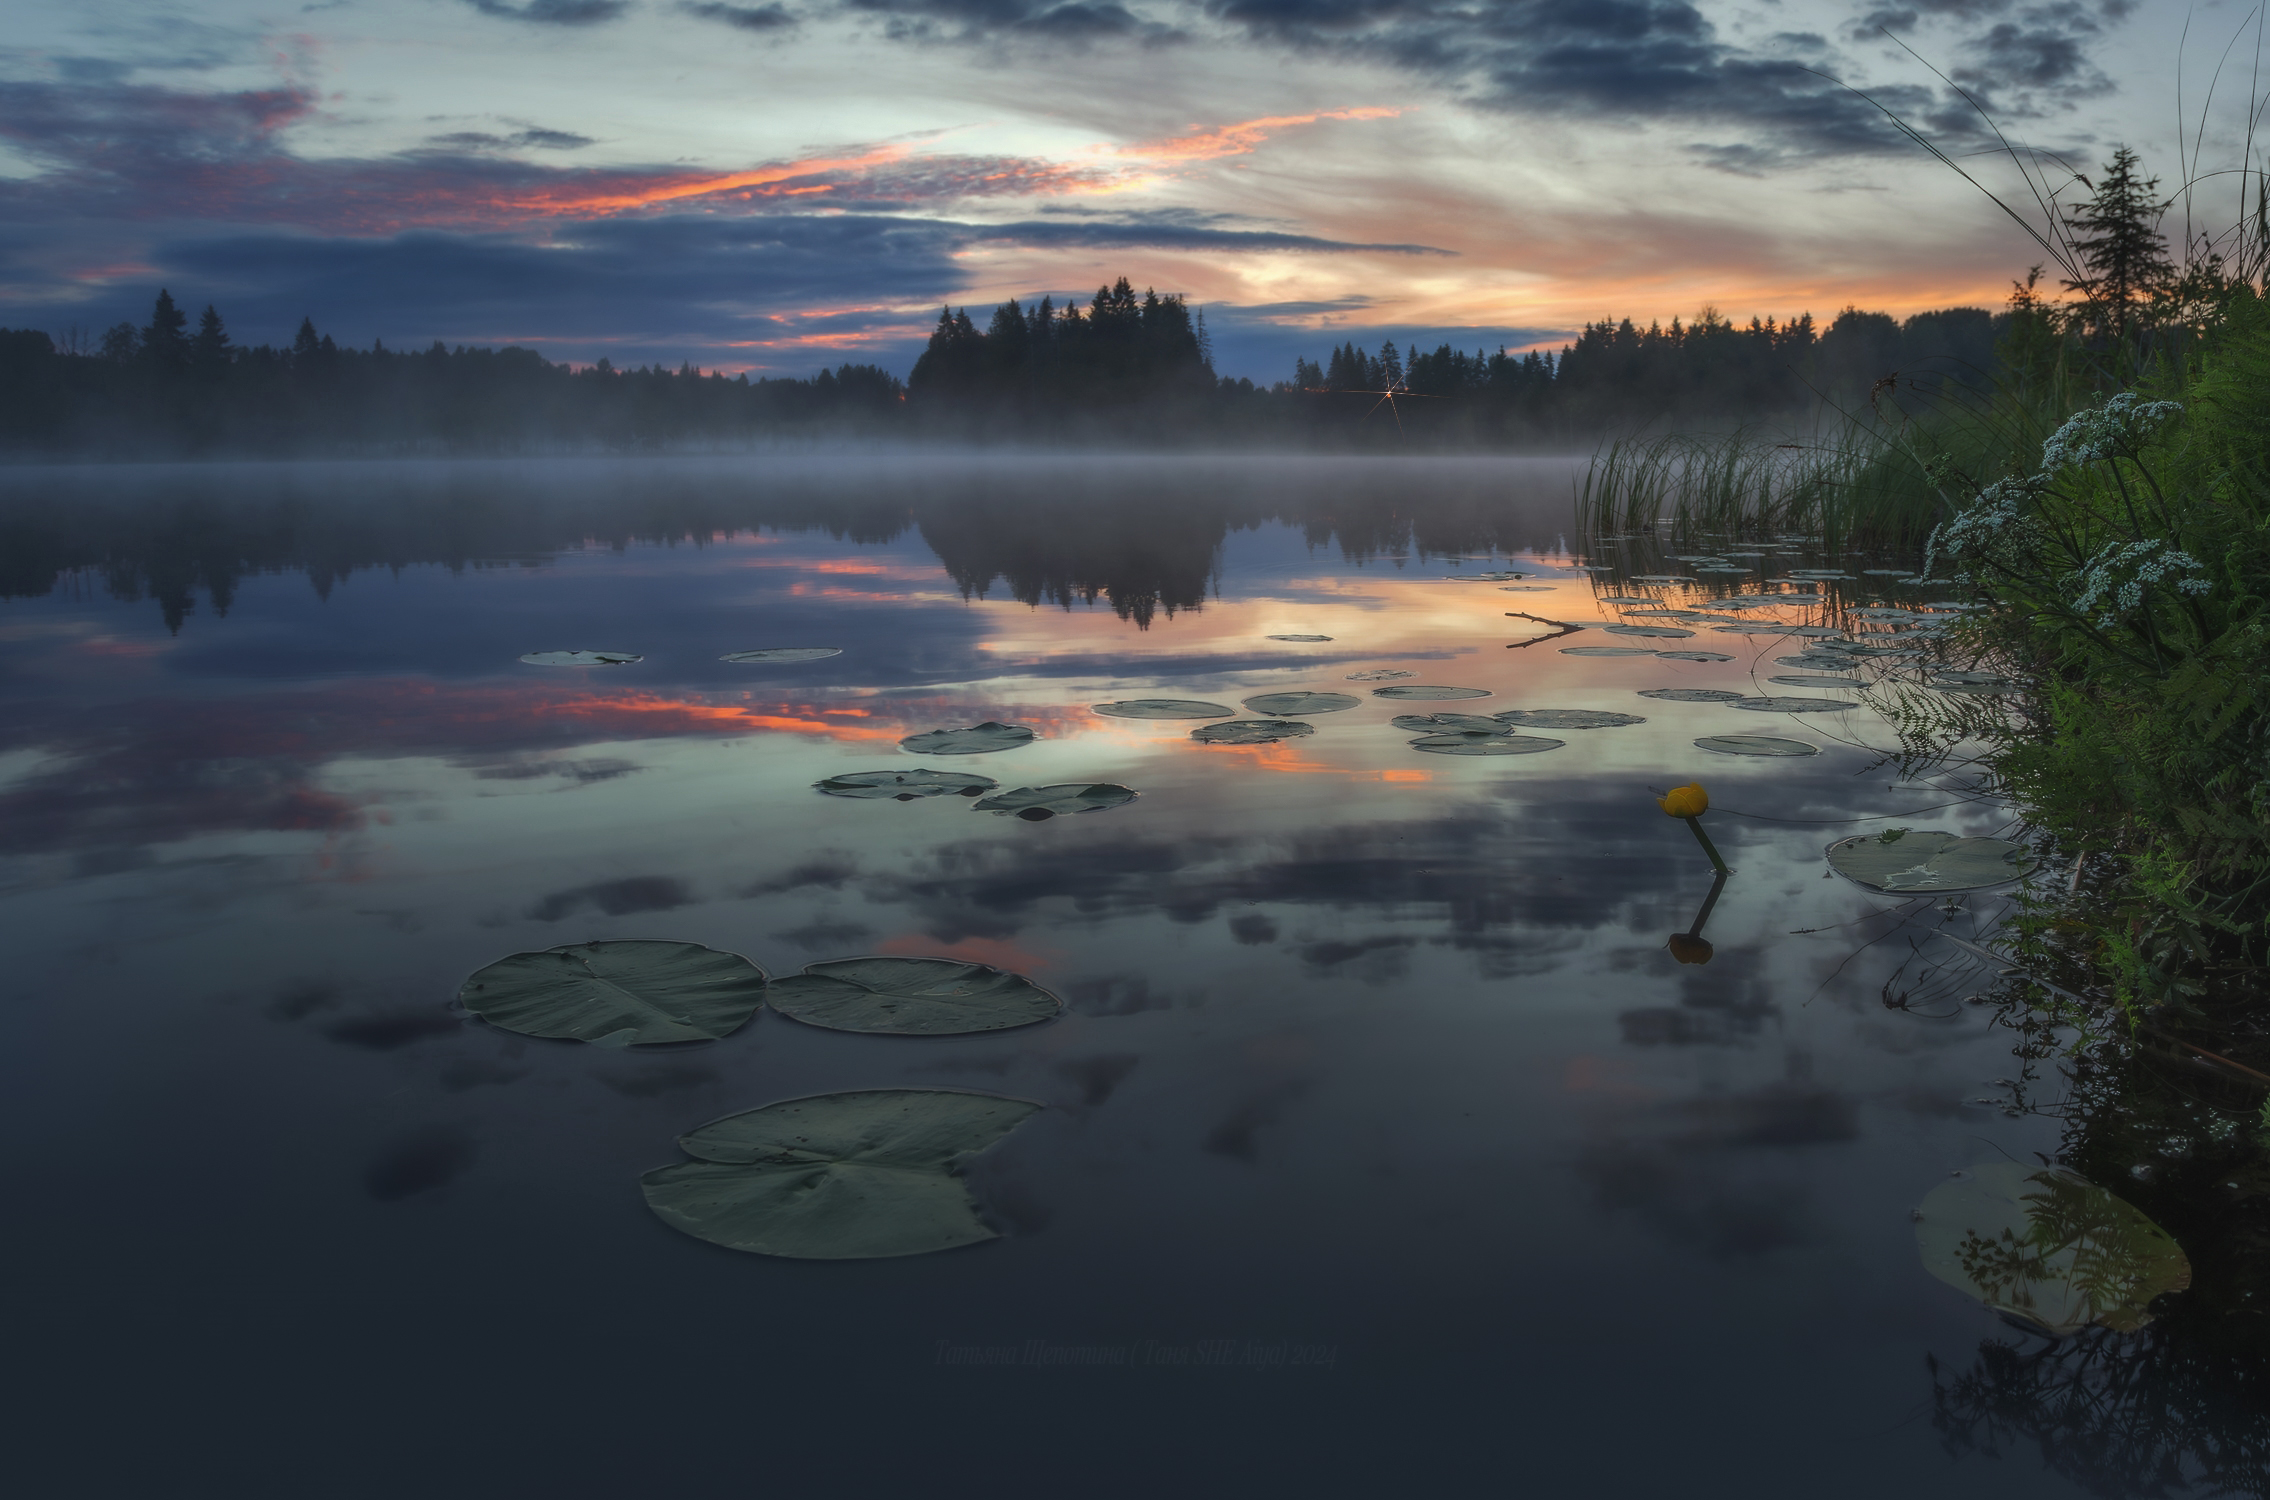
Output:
[[0, 275, 2010, 455]]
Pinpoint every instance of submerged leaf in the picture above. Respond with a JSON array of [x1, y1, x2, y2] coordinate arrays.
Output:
[[1241, 691, 1360, 715], [972, 783, 1137, 819], [900, 721, 1037, 755], [815, 769, 998, 800], [1409, 732, 1565, 756], [768, 956, 1062, 1034], [459, 940, 767, 1046], [1371, 685, 1493, 700], [1494, 708, 1646, 729], [1915, 1163, 2190, 1335], [642, 1089, 1041, 1260], [720, 647, 842, 663], [1090, 699, 1234, 719], [519, 650, 641, 667], [1637, 688, 1747, 702], [1827, 829, 2037, 891], [1694, 735, 1818, 756], [1192, 718, 1314, 744]]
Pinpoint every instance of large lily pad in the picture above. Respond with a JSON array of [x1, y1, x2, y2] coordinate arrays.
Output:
[[1192, 718, 1314, 744], [1604, 624, 1695, 639], [1770, 674, 1863, 688], [1654, 651, 1737, 662], [1826, 829, 2038, 892], [900, 721, 1036, 755], [1776, 654, 1852, 669], [459, 940, 767, 1047], [720, 647, 842, 663], [972, 783, 1137, 820], [1242, 691, 1359, 715], [1695, 735, 1818, 756], [1390, 712, 1502, 732], [1446, 571, 1529, 581], [1409, 732, 1565, 756], [815, 769, 998, 800], [1371, 685, 1492, 700], [1091, 699, 1234, 719], [1728, 696, 1859, 712], [519, 650, 641, 667], [1915, 1163, 2190, 1335], [1561, 646, 1659, 656], [641, 1089, 1041, 1260], [1498, 585, 1556, 592], [1494, 708, 1646, 729], [1638, 688, 1747, 702], [1346, 668, 1418, 681], [1266, 634, 1333, 642], [768, 956, 1062, 1034]]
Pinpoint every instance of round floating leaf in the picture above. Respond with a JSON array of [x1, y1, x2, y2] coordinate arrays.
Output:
[[1497, 585, 1557, 592], [815, 769, 999, 800], [1632, 575, 1694, 583], [1709, 624, 1794, 635], [1714, 597, 1784, 610], [1728, 696, 1859, 712], [1595, 596, 1657, 605], [1769, 674, 1862, 688], [1409, 732, 1565, 756], [768, 956, 1062, 1034], [1241, 691, 1360, 716], [1619, 607, 1686, 616], [1832, 644, 1917, 657], [642, 1089, 1041, 1260], [1654, 651, 1736, 662], [1370, 684, 1492, 700], [1446, 571, 1530, 581], [1091, 699, 1234, 719], [1192, 718, 1314, 744], [1346, 668, 1419, 681], [1638, 688, 1747, 702], [1694, 735, 1819, 756], [1784, 626, 1849, 638], [1861, 569, 1911, 576], [459, 940, 767, 1047], [1266, 634, 1334, 642], [720, 647, 842, 663], [900, 721, 1036, 755], [1390, 712, 1503, 732], [1776, 654, 1851, 669], [1847, 609, 1917, 621], [1603, 624, 1695, 639], [1561, 646, 1659, 656], [1826, 829, 2038, 892], [1914, 1163, 2189, 1335], [1494, 708, 1646, 729], [1933, 670, 2013, 684], [519, 650, 642, 667], [972, 783, 1138, 820]]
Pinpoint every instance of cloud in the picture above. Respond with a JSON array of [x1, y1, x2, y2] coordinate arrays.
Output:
[[423, 128, 597, 152], [681, 0, 800, 27], [840, 0, 1183, 43], [465, 0, 628, 22]]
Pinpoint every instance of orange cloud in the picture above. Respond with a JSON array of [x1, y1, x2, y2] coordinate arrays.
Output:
[[1121, 108, 1402, 166]]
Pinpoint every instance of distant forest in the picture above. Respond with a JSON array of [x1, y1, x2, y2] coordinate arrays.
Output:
[[0, 276, 2007, 456]]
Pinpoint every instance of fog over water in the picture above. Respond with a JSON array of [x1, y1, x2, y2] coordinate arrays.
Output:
[[0, 454, 2119, 1496]]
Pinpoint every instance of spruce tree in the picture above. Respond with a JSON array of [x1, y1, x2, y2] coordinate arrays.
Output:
[[191, 305, 231, 371], [142, 289, 189, 369], [2061, 146, 2175, 345]]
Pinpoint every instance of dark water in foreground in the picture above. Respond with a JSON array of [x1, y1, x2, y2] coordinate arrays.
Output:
[[0, 455, 2121, 1496]]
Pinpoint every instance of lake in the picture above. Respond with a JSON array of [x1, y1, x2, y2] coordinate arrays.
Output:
[[0, 453, 2123, 1496]]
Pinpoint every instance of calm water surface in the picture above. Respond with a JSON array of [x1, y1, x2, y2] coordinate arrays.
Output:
[[2, 455, 2092, 1496]]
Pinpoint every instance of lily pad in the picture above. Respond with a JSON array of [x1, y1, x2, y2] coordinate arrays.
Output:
[[1654, 651, 1736, 662], [1192, 718, 1314, 744], [1446, 572, 1530, 581], [1560, 646, 1659, 656], [720, 648, 842, 663], [1638, 688, 1748, 702], [1242, 691, 1360, 716], [1709, 624, 1794, 635], [1389, 713, 1503, 733], [767, 956, 1062, 1034], [1494, 708, 1646, 729], [1770, 674, 1862, 688], [972, 783, 1137, 820], [815, 769, 998, 800], [1603, 624, 1695, 639], [1266, 634, 1334, 642], [1498, 585, 1557, 592], [1932, 670, 2014, 684], [1091, 699, 1235, 719], [1825, 829, 2039, 892], [1776, 654, 1852, 669], [1632, 575, 1694, 583], [900, 721, 1036, 755], [458, 940, 767, 1047], [641, 1089, 1041, 1260], [1728, 696, 1859, 712], [1346, 668, 1418, 681], [1784, 626, 1849, 638], [1694, 735, 1818, 756], [1595, 596, 1657, 605], [1409, 732, 1565, 756], [519, 650, 642, 667], [1371, 685, 1492, 700], [1915, 1163, 2190, 1335]]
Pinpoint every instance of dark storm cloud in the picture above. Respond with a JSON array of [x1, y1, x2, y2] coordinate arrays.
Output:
[[681, 0, 801, 28], [465, 0, 629, 22], [840, 0, 1182, 42], [422, 128, 597, 152]]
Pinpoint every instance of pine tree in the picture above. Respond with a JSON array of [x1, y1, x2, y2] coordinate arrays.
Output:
[[191, 305, 231, 371], [2061, 146, 2175, 345], [142, 289, 189, 368]]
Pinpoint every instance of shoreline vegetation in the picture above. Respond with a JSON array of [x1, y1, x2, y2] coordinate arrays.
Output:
[[0, 276, 2008, 458]]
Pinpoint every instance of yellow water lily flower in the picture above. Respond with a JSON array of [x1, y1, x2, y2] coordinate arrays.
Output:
[[1658, 782, 1709, 819]]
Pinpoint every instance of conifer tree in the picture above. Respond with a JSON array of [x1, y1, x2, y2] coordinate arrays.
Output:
[[142, 289, 189, 369], [190, 305, 231, 371], [2061, 146, 2175, 345]]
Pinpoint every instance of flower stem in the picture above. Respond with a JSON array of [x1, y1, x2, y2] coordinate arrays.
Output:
[[1684, 816, 1730, 875]]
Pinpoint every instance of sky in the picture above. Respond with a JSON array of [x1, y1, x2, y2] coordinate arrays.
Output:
[[0, 0, 2251, 380]]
